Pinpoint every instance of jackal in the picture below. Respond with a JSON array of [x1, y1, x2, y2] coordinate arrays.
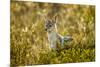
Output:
[[44, 16, 73, 50]]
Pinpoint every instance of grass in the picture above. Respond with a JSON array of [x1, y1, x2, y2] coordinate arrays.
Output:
[[10, 1, 95, 66]]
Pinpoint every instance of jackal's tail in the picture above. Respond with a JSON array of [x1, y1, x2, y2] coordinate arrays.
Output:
[[61, 35, 73, 46], [63, 35, 73, 42]]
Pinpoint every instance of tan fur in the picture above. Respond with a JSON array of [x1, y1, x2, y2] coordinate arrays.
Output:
[[44, 16, 73, 50]]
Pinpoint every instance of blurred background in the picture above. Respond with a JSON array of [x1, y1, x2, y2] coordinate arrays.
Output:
[[10, 1, 95, 66]]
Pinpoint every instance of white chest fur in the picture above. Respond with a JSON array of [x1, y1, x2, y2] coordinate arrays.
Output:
[[47, 31, 58, 49], [48, 31, 57, 42]]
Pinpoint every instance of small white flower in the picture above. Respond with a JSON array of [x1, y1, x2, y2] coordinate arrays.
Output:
[[22, 27, 28, 32]]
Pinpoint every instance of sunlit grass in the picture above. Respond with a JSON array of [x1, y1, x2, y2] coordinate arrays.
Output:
[[10, 1, 95, 66]]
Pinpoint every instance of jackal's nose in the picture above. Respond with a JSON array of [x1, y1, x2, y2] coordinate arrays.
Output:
[[45, 28, 47, 31]]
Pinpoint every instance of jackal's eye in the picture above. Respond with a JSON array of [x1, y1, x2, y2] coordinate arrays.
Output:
[[49, 24, 52, 27], [46, 24, 49, 27]]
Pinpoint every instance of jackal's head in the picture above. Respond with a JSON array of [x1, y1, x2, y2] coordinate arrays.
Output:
[[44, 16, 57, 33]]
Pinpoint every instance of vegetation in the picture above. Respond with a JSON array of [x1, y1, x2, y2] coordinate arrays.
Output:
[[10, 1, 95, 66]]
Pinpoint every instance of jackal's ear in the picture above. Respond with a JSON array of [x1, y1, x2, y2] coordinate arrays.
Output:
[[43, 15, 47, 22], [53, 14, 58, 24]]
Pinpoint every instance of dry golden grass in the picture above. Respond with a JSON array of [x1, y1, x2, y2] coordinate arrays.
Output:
[[10, 1, 95, 66]]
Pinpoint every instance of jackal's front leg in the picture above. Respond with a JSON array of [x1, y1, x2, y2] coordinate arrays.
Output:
[[50, 41, 56, 50]]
